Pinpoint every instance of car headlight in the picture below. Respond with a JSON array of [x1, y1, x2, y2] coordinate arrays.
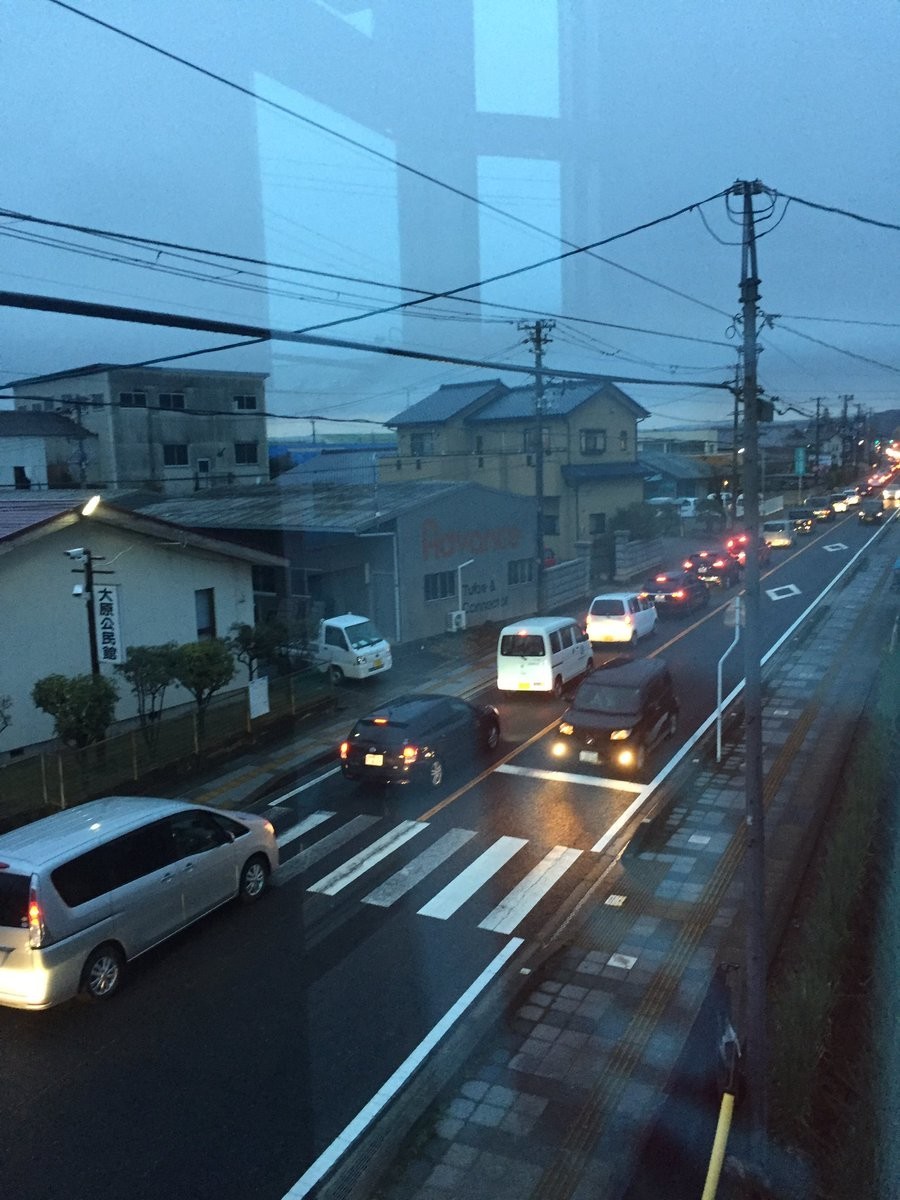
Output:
[[609, 729, 631, 740], [617, 748, 636, 767], [558, 722, 574, 736]]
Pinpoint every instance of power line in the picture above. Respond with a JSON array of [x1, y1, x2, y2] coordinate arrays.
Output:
[[771, 321, 900, 375], [0, 290, 733, 391], [770, 190, 900, 233]]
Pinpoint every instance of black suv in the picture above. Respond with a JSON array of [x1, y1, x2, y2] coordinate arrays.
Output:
[[339, 693, 500, 789], [641, 570, 709, 616], [683, 549, 741, 589], [786, 508, 815, 535], [551, 657, 678, 774]]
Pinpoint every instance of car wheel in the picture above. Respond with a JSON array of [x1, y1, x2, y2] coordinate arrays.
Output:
[[80, 943, 125, 1002], [584, 656, 594, 675], [329, 665, 344, 685], [667, 711, 679, 739], [484, 721, 500, 752], [426, 756, 444, 788], [552, 675, 564, 698], [630, 630, 638, 646], [239, 854, 270, 903]]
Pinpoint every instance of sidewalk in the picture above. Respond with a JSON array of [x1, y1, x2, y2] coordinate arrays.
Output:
[[179, 527, 897, 1200]]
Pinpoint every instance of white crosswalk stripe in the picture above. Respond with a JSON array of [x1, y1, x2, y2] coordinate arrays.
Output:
[[363, 828, 476, 908], [308, 820, 428, 896], [278, 810, 335, 849], [276, 814, 379, 885], [478, 845, 582, 934], [417, 835, 527, 921]]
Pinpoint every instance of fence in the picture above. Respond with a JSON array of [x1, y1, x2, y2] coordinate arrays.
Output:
[[0, 666, 335, 828]]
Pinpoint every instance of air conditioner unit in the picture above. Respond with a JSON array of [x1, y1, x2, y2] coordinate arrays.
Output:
[[447, 609, 467, 632]]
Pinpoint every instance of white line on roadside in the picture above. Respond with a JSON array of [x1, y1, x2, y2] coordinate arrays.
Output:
[[418, 836, 526, 920], [496, 763, 645, 794], [280, 937, 524, 1200], [268, 766, 340, 806], [478, 845, 582, 934]]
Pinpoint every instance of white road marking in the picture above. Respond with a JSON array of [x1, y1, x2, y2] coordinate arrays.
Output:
[[495, 763, 645, 794], [276, 815, 379, 885], [363, 828, 476, 908], [418, 836, 527, 920], [766, 584, 801, 600], [308, 820, 428, 896], [277, 810, 335, 849], [478, 845, 582, 934], [268, 766, 340, 805], [281, 938, 523, 1200]]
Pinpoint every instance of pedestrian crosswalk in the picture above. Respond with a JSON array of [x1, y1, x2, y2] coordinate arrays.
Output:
[[274, 812, 593, 935]]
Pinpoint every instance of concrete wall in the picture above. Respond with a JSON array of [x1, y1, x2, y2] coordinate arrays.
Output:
[[0, 437, 48, 489], [0, 520, 255, 756]]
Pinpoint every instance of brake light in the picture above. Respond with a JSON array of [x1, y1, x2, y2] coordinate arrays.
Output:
[[28, 888, 45, 949], [713, 558, 726, 568], [682, 559, 693, 570], [673, 589, 685, 599], [339, 741, 349, 760], [402, 745, 419, 765], [373, 717, 388, 725], [655, 574, 667, 583]]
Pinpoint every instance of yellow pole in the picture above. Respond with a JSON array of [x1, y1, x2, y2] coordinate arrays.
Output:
[[700, 1091, 735, 1200]]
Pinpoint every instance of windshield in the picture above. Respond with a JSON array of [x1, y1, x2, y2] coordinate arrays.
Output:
[[589, 600, 626, 617], [574, 682, 641, 715], [344, 620, 385, 650]]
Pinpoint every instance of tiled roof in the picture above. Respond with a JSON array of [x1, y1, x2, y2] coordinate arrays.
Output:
[[470, 380, 650, 422], [138, 480, 468, 533], [0, 499, 79, 541], [0, 410, 96, 438], [387, 380, 508, 426], [638, 451, 714, 481]]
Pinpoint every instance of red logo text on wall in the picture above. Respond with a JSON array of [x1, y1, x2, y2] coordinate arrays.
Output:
[[421, 519, 522, 560]]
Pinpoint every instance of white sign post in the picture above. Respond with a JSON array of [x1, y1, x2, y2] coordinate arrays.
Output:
[[717, 597, 742, 762]]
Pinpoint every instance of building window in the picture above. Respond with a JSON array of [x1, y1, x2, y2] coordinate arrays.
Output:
[[234, 394, 257, 410], [542, 513, 559, 535], [579, 428, 607, 455], [410, 431, 434, 456], [424, 571, 455, 602], [252, 565, 278, 593], [194, 588, 216, 640], [474, 435, 484, 455], [588, 512, 606, 536], [119, 391, 147, 407], [234, 441, 259, 464], [619, 430, 628, 452], [163, 444, 189, 466], [159, 392, 185, 410], [508, 558, 534, 585], [523, 428, 551, 455]]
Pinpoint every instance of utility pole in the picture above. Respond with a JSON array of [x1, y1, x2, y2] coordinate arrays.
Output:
[[812, 397, 823, 482], [735, 179, 768, 1170], [519, 319, 554, 611], [730, 364, 742, 525]]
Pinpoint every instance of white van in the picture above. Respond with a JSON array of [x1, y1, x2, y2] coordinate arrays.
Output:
[[585, 592, 657, 645], [0, 796, 277, 1010], [497, 617, 593, 696]]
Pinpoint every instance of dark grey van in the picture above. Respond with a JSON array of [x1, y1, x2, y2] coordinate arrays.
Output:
[[0, 796, 277, 1010], [551, 657, 678, 774]]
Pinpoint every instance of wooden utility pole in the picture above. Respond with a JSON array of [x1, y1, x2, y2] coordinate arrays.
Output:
[[735, 178, 768, 1168], [519, 319, 554, 611]]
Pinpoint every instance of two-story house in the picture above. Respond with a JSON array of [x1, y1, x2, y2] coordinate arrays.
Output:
[[383, 378, 650, 562], [10, 365, 269, 496]]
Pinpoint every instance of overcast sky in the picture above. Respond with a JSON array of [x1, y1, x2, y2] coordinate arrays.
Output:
[[3, 0, 899, 437]]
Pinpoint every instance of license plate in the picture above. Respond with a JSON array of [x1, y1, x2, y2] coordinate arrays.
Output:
[[579, 750, 599, 764], [373, 658, 383, 669], [655, 593, 666, 602], [517, 682, 531, 689], [364, 753, 384, 766]]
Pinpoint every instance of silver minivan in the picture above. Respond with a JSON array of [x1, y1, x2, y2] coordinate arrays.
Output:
[[0, 796, 278, 1011]]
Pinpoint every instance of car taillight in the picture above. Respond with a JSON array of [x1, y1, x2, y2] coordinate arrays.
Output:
[[682, 559, 693, 570], [339, 741, 349, 760], [713, 558, 726, 568], [673, 589, 685, 599], [28, 888, 45, 949], [402, 745, 419, 765]]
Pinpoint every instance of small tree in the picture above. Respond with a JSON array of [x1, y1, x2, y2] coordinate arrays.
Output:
[[116, 643, 179, 749], [31, 674, 119, 749], [172, 640, 235, 740], [228, 620, 288, 681], [0, 694, 11, 737]]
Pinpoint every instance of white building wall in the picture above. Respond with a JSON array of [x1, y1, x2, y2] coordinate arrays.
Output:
[[0, 437, 49, 489], [0, 521, 254, 755]]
